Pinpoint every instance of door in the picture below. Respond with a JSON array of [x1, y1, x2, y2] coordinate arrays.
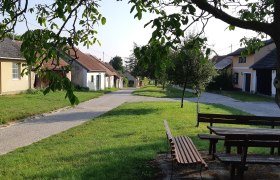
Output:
[[256, 70, 272, 95], [245, 73, 251, 92], [96, 75, 101, 90]]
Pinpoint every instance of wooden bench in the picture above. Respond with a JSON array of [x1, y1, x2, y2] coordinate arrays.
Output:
[[197, 113, 280, 157], [214, 134, 280, 179], [164, 120, 208, 173]]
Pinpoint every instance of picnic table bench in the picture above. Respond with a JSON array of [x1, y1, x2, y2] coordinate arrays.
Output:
[[197, 113, 280, 157], [164, 120, 208, 175], [212, 130, 280, 179]]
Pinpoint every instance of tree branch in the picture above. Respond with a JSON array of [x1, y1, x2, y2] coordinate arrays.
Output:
[[191, 0, 273, 36]]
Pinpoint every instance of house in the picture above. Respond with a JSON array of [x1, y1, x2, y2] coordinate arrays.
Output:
[[251, 49, 277, 96], [0, 38, 35, 94], [124, 71, 139, 87], [34, 57, 71, 88], [87, 55, 116, 89], [230, 39, 275, 94], [216, 39, 276, 96], [102, 62, 123, 89], [66, 49, 106, 91]]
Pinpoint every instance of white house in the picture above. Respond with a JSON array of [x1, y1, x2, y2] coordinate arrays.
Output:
[[67, 49, 106, 91]]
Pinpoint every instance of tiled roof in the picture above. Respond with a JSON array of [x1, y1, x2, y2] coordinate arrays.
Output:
[[87, 54, 115, 76], [43, 58, 69, 70], [68, 49, 106, 72], [215, 56, 233, 70], [0, 38, 24, 59], [212, 55, 227, 64], [250, 49, 277, 70], [103, 62, 121, 77], [227, 39, 274, 56], [227, 47, 245, 56]]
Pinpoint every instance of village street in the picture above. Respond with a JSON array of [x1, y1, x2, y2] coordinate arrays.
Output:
[[0, 88, 279, 155]]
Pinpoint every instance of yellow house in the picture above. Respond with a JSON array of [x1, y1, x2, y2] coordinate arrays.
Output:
[[230, 40, 275, 94], [0, 38, 34, 95]]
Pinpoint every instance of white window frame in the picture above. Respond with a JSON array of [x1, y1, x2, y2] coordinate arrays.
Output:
[[12, 62, 21, 80]]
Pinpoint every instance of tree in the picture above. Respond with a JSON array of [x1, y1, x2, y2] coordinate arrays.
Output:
[[109, 56, 124, 72], [129, 0, 280, 108], [168, 37, 217, 108], [133, 40, 171, 89]]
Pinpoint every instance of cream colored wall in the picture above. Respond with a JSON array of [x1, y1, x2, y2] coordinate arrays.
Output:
[[0, 60, 33, 94], [232, 55, 255, 91]]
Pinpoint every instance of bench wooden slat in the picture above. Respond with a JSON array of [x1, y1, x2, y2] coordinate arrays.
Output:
[[164, 120, 208, 169], [198, 134, 225, 140], [174, 137, 193, 164], [198, 113, 280, 126], [164, 120, 173, 142], [185, 136, 208, 167], [176, 136, 198, 164], [215, 153, 280, 164]]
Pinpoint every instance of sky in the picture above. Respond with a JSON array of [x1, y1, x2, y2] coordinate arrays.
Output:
[[13, 1, 263, 62]]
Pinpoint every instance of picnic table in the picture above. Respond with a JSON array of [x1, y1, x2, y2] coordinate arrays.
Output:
[[208, 126, 280, 179]]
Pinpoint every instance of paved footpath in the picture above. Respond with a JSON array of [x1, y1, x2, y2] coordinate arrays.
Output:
[[185, 89, 280, 116], [0, 88, 279, 155]]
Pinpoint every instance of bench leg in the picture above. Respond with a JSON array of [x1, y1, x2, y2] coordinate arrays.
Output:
[[209, 139, 218, 158], [226, 146, 231, 154], [270, 147, 275, 155], [230, 164, 236, 180], [209, 141, 213, 155]]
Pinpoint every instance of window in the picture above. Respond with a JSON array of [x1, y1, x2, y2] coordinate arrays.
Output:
[[91, 75, 94, 82], [233, 73, 238, 84], [238, 56, 246, 63], [12, 62, 21, 80]]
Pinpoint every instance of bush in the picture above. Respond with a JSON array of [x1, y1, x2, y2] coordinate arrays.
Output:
[[123, 77, 128, 87], [75, 85, 90, 91], [207, 70, 233, 90], [25, 89, 41, 94]]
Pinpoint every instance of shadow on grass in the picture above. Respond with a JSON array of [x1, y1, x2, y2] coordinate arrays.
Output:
[[103, 108, 159, 117]]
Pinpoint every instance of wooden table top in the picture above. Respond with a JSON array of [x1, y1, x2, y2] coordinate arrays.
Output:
[[208, 126, 280, 136]]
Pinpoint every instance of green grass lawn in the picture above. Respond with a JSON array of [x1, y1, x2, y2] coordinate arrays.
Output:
[[210, 90, 274, 102], [133, 85, 195, 98], [0, 88, 117, 124], [0, 101, 256, 179]]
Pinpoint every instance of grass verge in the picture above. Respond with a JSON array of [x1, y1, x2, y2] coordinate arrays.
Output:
[[209, 90, 274, 102], [0, 101, 253, 179], [0, 88, 117, 124], [133, 85, 195, 98]]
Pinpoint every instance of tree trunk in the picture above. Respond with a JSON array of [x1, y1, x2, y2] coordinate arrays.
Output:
[[274, 42, 280, 108], [162, 81, 165, 90], [155, 79, 158, 86], [181, 81, 187, 108]]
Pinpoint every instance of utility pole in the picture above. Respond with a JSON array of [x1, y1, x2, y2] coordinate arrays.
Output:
[[230, 44, 232, 52], [103, 51, 104, 62]]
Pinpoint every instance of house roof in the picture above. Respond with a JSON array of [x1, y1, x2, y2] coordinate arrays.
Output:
[[215, 56, 233, 70], [68, 49, 106, 72], [227, 39, 274, 56], [103, 62, 122, 77], [87, 54, 115, 76], [0, 38, 24, 60], [43, 58, 69, 70], [250, 49, 277, 70], [212, 55, 227, 64]]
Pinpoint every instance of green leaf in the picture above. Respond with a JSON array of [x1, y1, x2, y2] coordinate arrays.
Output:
[[229, 25, 235, 31], [101, 17, 106, 25], [188, 5, 196, 15]]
